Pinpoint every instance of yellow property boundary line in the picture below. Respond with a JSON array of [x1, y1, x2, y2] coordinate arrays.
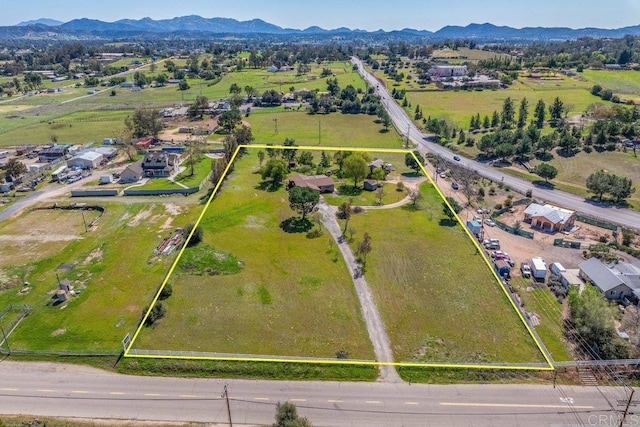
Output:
[[125, 146, 554, 371]]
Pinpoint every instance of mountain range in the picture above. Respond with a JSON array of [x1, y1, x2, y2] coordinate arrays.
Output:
[[7, 16, 640, 41]]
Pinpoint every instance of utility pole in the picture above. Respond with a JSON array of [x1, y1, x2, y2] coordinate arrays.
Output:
[[619, 388, 635, 427], [318, 119, 321, 146], [273, 118, 278, 135], [81, 211, 88, 233], [222, 384, 233, 427]]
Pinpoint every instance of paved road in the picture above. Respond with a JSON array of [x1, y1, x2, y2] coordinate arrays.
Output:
[[351, 57, 640, 230], [316, 200, 400, 383], [0, 361, 630, 426]]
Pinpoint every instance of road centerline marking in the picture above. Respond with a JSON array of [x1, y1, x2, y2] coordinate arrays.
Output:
[[328, 399, 343, 403], [109, 392, 125, 395], [439, 402, 594, 409], [405, 401, 419, 405], [254, 397, 269, 401], [1, 388, 18, 391], [180, 394, 197, 398], [290, 398, 307, 402], [71, 390, 88, 394], [365, 400, 381, 404]]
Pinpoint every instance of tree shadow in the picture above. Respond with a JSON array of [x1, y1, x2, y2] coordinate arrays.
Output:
[[255, 181, 282, 192], [534, 152, 554, 161], [402, 171, 421, 178], [378, 128, 390, 133], [337, 185, 362, 196], [532, 180, 556, 189], [439, 218, 458, 227], [280, 217, 313, 233], [557, 149, 578, 158]]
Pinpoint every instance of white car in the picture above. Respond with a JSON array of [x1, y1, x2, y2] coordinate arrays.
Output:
[[484, 219, 496, 227]]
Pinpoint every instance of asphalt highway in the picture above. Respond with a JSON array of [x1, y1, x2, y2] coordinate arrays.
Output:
[[0, 361, 632, 426], [351, 57, 640, 230]]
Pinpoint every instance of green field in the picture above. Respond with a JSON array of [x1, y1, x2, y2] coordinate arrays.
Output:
[[348, 182, 545, 364], [134, 153, 375, 359], [398, 77, 599, 129], [0, 201, 198, 351], [582, 69, 640, 97], [247, 109, 404, 148]]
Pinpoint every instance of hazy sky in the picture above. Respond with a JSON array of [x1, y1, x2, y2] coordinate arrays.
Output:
[[5, 0, 640, 31]]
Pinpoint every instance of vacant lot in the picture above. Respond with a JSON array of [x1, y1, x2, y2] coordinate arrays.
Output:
[[134, 152, 374, 359], [348, 182, 545, 364], [581, 69, 640, 98], [247, 109, 405, 148], [0, 201, 198, 351]]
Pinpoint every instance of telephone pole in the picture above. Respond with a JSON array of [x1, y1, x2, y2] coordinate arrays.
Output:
[[273, 118, 278, 135], [619, 388, 635, 427], [318, 119, 321, 145]]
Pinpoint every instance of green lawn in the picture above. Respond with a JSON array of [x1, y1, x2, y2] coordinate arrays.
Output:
[[0, 202, 199, 351], [134, 152, 374, 359], [174, 156, 212, 187], [324, 181, 407, 206], [347, 182, 545, 364]]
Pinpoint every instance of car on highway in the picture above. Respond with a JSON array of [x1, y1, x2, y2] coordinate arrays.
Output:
[[439, 172, 446, 178], [453, 155, 461, 161], [451, 182, 459, 190], [484, 219, 496, 227]]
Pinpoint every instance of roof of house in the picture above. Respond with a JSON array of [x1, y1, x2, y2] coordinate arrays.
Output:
[[288, 174, 334, 191], [524, 203, 575, 225], [122, 160, 143, 176], [369, 159, 386, 168], [579, 257, 627, 293]]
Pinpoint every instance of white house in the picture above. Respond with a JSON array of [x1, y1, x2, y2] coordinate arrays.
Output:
[[429, 65, 468, 78]]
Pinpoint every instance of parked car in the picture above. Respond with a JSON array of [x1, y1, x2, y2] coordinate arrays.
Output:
[[521, 263, 532, 278], [453, 155, 461, 161], [484, 219, 496, 227], [439, 172, 447, 179], [451, 182, 459, 190], [491, 251, 509, 260]]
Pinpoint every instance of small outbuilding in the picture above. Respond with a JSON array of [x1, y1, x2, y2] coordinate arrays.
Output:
[[67, 151, 104, 169], [99, 174, 114, 184], [363, 179, 378, 192]]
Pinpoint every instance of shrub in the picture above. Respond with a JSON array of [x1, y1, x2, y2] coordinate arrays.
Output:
[[306, 228, 323, 239], [396, 182, 405, 192], [159, 283, 173, 300], [144, 302, 166, 327], [183, 223, 203, 247], [478, 187, 485, 197], [494, 203, 503, 210]]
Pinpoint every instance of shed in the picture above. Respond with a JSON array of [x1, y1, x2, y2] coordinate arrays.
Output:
[[93, 147, 117, 159], [99, 174, 114, 184], [363, 179, 378, 192], [29, 163, 48, 173], [560, 269, 582, 288]]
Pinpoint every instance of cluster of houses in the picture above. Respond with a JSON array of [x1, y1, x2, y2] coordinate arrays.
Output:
[[427, 65, 501, 90]]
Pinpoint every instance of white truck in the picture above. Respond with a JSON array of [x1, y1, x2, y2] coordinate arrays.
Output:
[[531, 257, 547, 280]]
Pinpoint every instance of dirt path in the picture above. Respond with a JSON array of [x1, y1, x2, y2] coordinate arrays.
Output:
[[362, 176, 427, 211], [316, 199, 401, 383]]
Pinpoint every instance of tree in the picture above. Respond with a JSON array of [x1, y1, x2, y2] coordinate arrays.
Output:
[[501, 97, 515, 128], [337, 198, 353, 234], [482, 115, 491, 129], [404, 151, 424, 173], [568, 286, 629, 360], [517, 97, 529, 128], [549, 97, 564, 127], [442, 196, 462, 220], [257, 150, 265, 167], [218, 108, 242, 132], [609, 175, 635, 203], [586, 170, 611, 200], [297, 151, 315, 167], [532, 162, 558, 182], [229, 83, 242, 95], [178, 80, 189, 91], [408, 188, 423, 208], [491, 111, 500, 128], [5, 158, 27, 179], [319, 151, 331, 168], [533, 99, 546, 128], [245, 85, 256, 101], [187, 95, 209, 119], [374, 186, 386, 205], [288, 186, 320, 220], [342, 153, 368, 188], [184, 136, 205, 177], [124, 108, 162, 139], [261, 158, 288, 187], [272, 402, 312, 427], [379, 110, 392, 130], [356, 233, 372, 267]]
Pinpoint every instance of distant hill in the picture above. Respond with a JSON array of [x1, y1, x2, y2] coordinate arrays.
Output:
[[4, 16, 640, 41], [16, 18, 63, 27]]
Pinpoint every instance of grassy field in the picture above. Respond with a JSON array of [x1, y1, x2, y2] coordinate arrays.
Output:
[[324, 181, 408, 206], [347, 182, 545, 364], [581, 69, 640, 97], [0, 201, 199, 351], [399, 77, 599, 129], [134, 152, 374, 359], [247, 109, 405, 148], [502, 148, 640, 209]]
